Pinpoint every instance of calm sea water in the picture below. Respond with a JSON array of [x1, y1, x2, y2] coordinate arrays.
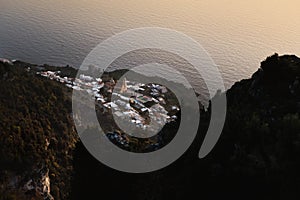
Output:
[[1, 0, 300, 88]]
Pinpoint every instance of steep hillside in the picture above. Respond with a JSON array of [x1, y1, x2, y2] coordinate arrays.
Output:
[[1, 54, 300, 200], [0, 62, 78, 200], [72, 54, 300, 200]]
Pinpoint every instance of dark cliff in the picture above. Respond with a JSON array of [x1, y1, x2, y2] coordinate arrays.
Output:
[[72, 54, 300, 200], [1, 54, 300, 200]]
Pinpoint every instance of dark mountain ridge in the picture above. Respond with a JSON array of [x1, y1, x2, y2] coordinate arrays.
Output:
[[0, 54, 300, 200]]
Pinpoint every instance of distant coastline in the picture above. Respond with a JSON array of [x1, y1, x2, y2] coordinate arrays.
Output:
[[1, 54, 300, 199]]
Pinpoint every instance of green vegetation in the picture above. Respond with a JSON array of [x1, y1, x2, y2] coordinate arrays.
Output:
[[0, 62, 78, 200], [1, 54, 300, 199]]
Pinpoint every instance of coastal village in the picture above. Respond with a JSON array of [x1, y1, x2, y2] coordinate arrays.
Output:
[[36, 68, 180, 151]]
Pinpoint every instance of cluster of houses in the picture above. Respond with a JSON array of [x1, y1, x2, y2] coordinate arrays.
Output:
[[106, 131, 130, 148], [37, 69, 180, 149], [99, 77, 179, 131], [0, 58, 13, 65], [37, 70, 104, 93]]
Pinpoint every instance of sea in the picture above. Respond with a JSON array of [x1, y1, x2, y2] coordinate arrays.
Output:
[[1, 0, 300, 90]]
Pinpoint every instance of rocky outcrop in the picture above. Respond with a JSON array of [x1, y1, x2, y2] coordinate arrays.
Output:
[[23, 167, 54, 200]]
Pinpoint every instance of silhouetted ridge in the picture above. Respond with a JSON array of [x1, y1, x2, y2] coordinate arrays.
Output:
[[0, 54, 300, 200]]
